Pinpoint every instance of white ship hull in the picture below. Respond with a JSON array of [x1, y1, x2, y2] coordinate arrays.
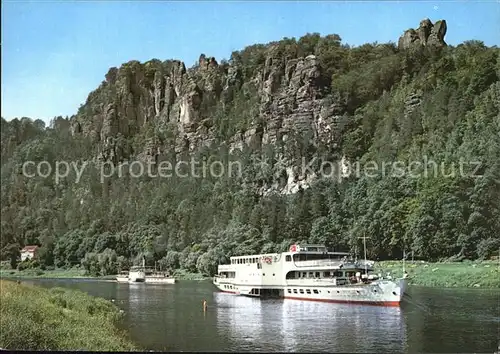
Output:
[[116, 275, 129, 283], [214, 278, 407, 306], [145, 277, 176, 284]]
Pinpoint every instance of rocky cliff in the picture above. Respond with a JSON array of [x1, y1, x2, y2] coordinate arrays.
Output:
[[70, 19, 448, 193], [3, 17, 500, 269]]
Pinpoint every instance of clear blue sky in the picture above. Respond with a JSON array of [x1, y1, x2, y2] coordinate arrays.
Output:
[[2, 1, 499, 122]]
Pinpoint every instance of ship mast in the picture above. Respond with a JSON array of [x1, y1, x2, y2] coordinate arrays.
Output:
[[358, 233, 369, 275], [403, 249, 406, 277], [363, 232, 367, 275]]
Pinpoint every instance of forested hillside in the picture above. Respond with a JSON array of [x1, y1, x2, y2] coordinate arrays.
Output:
[[1, 19, 499, 276]]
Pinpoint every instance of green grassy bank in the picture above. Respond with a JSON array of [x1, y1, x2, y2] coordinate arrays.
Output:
[[376, 260, 500, 288], [0, 279, 138, 351], [0, 266, 207, 281], [0, 267, 91, 279]]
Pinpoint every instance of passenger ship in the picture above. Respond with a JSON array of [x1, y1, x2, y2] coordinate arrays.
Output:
[[213, 244, 408, 306]]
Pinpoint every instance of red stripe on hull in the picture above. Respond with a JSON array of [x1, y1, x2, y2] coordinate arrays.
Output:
[[220, 290, 238, 294], [284, 295, 400, 307]]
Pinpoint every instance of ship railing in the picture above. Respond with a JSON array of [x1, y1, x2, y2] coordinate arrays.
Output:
[[217, 265, 233, 271], [286, 278, 348, 286], [292, 259, 344, 268]]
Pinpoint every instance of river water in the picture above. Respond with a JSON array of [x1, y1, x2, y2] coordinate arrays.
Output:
[[21, 278, 499, 353]]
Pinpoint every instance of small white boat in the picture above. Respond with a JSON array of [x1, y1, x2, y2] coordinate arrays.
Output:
[[115, 258, 175, 284], [116, 258, 146, 283], [128, 266, 146, 283], [145, 262, 176, 284], [145, 272, 176, 284], [116, 271, 129, 283]]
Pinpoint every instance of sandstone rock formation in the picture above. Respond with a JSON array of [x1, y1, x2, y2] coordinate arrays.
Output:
[[71, 19, 448, 193], [398, 18, 447, 50]]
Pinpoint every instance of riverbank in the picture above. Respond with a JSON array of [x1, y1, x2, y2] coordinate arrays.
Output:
[[172, 269, 208, 280], [0, 268, 95, 279], [0, 279, 138, 351], [2, 261, 497, 288], [376, 260, 499, 288], [0, 267, 208, 281]]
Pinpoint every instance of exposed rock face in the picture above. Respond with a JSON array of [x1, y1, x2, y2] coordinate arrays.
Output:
[[398, 19, 447, 50], [72, 50, 341, 161], [71, 19, 447, 193]]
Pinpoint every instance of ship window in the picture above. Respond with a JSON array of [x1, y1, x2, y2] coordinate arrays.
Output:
[[302, 272, 306, 278], [306, 289, 311, 294], [263, 273, 265, 276], [315, 272, 320, 278], [286, 255, 291, 262], [328, 291, 330, 293], [293, 289, 297, 293], [257, 263, 261, 269], [323, 272, 331, 277], [313, 290, 319, 294], [299, 289, 304, 294], [287, 289, 291, 293], [334, 271, 343, 277], [308, 272, 314, 278], [273, 273, 275, 276]]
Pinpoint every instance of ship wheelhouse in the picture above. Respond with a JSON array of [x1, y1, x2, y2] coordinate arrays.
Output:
[[284, 244, 379, 285]]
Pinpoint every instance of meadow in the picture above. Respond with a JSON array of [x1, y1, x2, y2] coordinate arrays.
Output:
[[376, 260, 500, 288]]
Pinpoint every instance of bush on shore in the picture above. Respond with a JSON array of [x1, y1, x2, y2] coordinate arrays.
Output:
[[0, 280, 137, 351]]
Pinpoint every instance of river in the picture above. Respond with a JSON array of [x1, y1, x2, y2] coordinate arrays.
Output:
[[21, 278, 499, 353]]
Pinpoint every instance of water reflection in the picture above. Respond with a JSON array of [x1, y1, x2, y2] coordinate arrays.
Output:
[[215, 294, 407, 352]]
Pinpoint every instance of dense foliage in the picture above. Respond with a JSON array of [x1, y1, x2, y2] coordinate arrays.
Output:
[[1, 35, 499, 277]]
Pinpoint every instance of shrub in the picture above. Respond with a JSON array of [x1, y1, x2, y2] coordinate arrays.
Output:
[[0, 280, 137, 351]]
